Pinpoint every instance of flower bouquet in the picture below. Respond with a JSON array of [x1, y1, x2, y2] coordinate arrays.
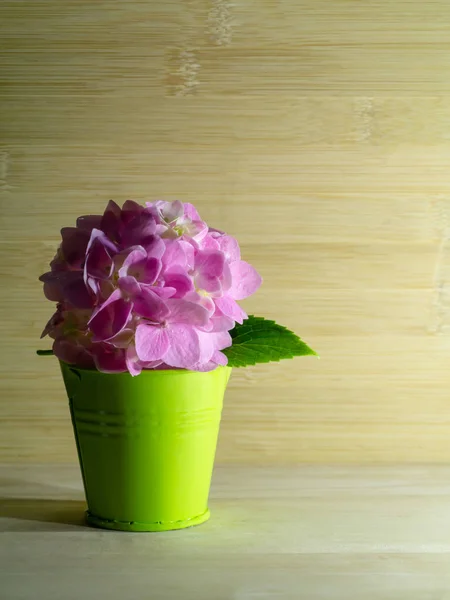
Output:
[[39, 200, 316, 531]]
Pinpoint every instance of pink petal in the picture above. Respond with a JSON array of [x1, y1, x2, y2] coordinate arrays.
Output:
[[125, 344, 142, 377], [164, 324, 201, 368], [166, 298, 210, 327], [163, 267, 194, 298], [180, 240, 195, 269], [195, 272, 222, 295], [208, 312, 235, 332], [162, 239, 188, 269], [214, 296, 247, 324], [210, 330, 232, 350], [183, 203, 202, 221], [92, 344, 127, 373], [189, 361, 218, 372], [212, 350, 228, 366], [189, 220, 208, 242], [133, 287, 170, 321], [228, 260, 262, 300], [89, 296, 132, 342], [220, 262, 232, 293], [195, 249, 225, 278], [183, 291, 215, 316], [151, 285, 177, 299], [158, 200, 184, 223], [199, 234, 220, 252], [144, 235, 166, 259], [216, 235, 241, 262], [135, 324, 170, 361], [196, 330, 215, 364], [107, 328, 135, 348]]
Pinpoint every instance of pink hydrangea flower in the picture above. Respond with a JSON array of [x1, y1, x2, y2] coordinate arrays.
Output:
[[39, 200, 262, 375]]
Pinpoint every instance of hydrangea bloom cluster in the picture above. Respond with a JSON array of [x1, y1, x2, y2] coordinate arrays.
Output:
[[39, 200, 262, 375]]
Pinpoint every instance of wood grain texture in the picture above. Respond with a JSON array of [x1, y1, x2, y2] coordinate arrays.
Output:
[[2, 1, 450, 463], [3, 465, 450, 599]]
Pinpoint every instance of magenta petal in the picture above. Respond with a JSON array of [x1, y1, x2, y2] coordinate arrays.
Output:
[[53, 339, 95, 369], [140, 257, 162, 285], [135, 324, 170, 361], [118, 246, 147, 276], [163, 267, 194, 298], [89, 297, 132, 342], [40, 271, 94, 309], [214, 296, 247, 324], [60, 227, 90, 268], [101, 200, 122, 242], [92, 344, 127, 373], [121, 212, 157, 247], [40, 308, 64, 339], [164, 324, 200, 368], [85, 238, 114, 280], [133, 287, 170, 321], [121, 200, 143, 226], [117, 276, 141, 298], [76, 215, 103, 232], [151, 286, 177, 299], [228, 260, 262, 300], [166, 298, 210, 327], [64, 276, 95, 309]]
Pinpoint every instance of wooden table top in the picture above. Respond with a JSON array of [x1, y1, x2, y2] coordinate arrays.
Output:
[[2, 464, 450, 599]]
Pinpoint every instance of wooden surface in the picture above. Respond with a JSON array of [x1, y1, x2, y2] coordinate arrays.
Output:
[[2, 1, 450, 464], [2, 464, 450, 599]]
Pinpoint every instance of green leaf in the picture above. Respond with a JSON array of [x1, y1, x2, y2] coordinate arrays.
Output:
[[36, 349, 54, 356], [223, 315, 318, 368]]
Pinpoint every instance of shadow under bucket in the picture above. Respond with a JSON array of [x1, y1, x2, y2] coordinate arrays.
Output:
[[60, 361, 232, 532]]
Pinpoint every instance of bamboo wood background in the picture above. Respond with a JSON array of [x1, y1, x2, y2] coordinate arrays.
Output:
[[2, 0, 450, 464]]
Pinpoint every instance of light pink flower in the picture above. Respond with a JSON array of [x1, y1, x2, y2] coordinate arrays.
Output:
[[40, 199, 262, 375]]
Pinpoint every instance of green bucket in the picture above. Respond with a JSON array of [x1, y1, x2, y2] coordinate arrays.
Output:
[[60, 361, 232, 532]]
